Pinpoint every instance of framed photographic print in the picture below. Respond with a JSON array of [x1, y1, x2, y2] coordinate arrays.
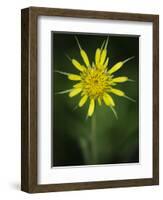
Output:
[[21, 7, 159, 193]]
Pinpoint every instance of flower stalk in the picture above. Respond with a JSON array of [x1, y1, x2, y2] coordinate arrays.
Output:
[[91, 112, 97, 163]]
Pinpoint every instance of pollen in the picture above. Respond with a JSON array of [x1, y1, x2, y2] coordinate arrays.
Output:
[[81, 67, 111, 99]]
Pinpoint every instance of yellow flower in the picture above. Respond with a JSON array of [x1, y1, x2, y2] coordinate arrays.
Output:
[[56, 37, 135, 118]]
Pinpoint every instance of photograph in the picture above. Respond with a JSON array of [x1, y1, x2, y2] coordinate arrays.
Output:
[[52, 32, 139, 167]]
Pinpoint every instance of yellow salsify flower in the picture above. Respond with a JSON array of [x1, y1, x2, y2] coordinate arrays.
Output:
[[56, 37, 135, 118]]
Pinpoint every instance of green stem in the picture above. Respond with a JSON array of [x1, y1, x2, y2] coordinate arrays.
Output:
[[91, 113, 96, 164]]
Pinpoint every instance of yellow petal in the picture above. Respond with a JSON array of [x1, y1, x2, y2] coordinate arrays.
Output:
[[75, 36, 90, 67], [108, 61, 123, 74], [79, 95, 88, 107], [72, 59, 86, 72], [69, 88, 82, 97], [103, 57, 109, 69], [73, 82, 83, 88], [98, 98, 102, 106], [99, 38, 109, 65], [108, 56, 134, 74], [103, 93, 115, 106], [100, 49, 107, 65], [92, 62, 96, 68], [68, 74, 81, 81], [97, 63, 103, 69], [95, 48, 101, 65], [80, 49, 90, 67], [111, 88, 125, 96], [112, 76, 128, 83], [88, 99, 95, 117]]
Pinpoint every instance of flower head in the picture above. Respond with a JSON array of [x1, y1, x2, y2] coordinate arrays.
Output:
[[56, 36, 135, 118]]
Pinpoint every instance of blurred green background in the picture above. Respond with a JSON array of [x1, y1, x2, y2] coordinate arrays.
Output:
[[52, 32, 139, 167]]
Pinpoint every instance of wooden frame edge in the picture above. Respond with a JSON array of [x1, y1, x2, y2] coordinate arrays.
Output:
[[21, 7, 38, 193], [152, 15, 159, 185], [21, 8, 30, 192], [26, 6, 159, 21]]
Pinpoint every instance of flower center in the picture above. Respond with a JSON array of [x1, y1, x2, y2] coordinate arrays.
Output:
[[81, 67, 111, 99]]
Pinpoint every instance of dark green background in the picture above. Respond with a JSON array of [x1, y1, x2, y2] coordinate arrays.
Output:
[[52, 32, 139, 167]]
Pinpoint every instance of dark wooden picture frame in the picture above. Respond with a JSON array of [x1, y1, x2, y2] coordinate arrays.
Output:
[[21, 7, 159, 193]]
